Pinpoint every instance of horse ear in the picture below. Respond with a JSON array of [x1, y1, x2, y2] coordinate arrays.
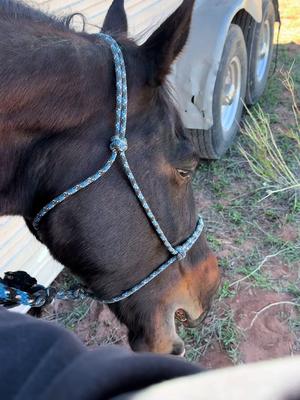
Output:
[[141, 0, 195, 87], [102, 0, 128, 35]]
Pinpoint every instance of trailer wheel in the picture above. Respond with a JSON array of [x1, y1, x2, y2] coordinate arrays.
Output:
[[188, 24, 247, 159], [246, 0, 275, 104]]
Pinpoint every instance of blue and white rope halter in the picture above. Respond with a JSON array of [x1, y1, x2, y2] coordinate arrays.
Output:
[[32, 33, 204, 304]]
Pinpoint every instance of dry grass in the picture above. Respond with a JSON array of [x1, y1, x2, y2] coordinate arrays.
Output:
[[239, 69, 300, 201], [278, 0, 300, 44]]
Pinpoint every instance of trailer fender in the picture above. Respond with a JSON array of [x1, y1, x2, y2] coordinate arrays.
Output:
[[170, 0, 263, 130]]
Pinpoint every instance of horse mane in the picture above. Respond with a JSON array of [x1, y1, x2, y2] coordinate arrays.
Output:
[[0, 0, 114, 134], [0, 0, 78, 31]]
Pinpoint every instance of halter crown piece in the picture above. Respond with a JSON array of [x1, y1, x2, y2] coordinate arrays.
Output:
[[31, 33, 204, 304]]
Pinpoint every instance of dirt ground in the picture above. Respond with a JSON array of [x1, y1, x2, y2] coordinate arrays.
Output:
[[42, 0, 300, 368]]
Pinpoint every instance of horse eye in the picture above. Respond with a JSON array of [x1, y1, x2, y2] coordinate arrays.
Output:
[[176, 168, 191, 179]]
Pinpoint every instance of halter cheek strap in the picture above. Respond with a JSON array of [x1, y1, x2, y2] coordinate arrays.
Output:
[[32, 33, 204, 304]]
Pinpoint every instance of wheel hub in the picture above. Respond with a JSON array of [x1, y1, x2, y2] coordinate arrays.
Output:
[[256, 19, 271, 83], [221, 56, 242, 133]]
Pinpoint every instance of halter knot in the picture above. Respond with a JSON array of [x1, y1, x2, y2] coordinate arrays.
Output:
[[176, 246, 187, 261], [110, 136, 128, 152]]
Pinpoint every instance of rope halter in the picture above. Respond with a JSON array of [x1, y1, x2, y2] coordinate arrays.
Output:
[[31, 33, 204, 304]]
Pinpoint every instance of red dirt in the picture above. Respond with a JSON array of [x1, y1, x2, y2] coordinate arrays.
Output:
[[75, 304, 129, 348], [230, 289, 298, 363], [197, 288, 299, 369], [278, 223, 299, 242], [194, 189, 214, 209], [264, 258, 300, 281], [200, 343, 232, 369], [44, 298, 129, 348]]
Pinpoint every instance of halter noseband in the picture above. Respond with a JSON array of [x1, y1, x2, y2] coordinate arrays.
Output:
[[32, 33, 204, 304]]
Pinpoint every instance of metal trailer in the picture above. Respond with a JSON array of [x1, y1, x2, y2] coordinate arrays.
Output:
[[172, 0, 280, 159]]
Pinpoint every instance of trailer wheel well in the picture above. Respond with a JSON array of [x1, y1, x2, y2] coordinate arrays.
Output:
[[232, 1, 280, 50], [232, 9, 255, 54], [232, 2, 277, 105]]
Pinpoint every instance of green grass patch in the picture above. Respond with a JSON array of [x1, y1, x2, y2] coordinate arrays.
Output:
[[206, 233, 222, 251], [218, 281, 236, 299], [286, 282, 300, 298], [228, 209, 243, 225], [216, 309, 241, 364], [179, 303, 241, 364], [236, 266, 274, 290], [56, 301, 91, 330]]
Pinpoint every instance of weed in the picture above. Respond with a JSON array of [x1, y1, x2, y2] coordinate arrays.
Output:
[[281, 245, 300, 264], [216, 309, 241, 364], [236, 266, 274, 290], [179, 302, 242, 364], [263, 233, 287, 248], [287, 282, 300, 298], [264, 209, 281, 221], [289, 315, 300, 353], [233, 236, 244, 246], [213, 203, 225, 213], [212, 181, 227, 196], [206, 233, 222, 251], [218, 257, 231, 271], [57, 301, 91, 330], [219, 281, 236, 299], [228, 210, 243, 225], [293, 199, 300, 213], [178, 314, 219, 362]]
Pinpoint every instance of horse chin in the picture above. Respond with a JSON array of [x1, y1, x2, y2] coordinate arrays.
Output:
[[127, 305, 186, 356], [129, 332, 186, 356]]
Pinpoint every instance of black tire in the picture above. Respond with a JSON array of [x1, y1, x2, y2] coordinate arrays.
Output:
[[187, 24, 247, 159], [246, 0, 275, 104]]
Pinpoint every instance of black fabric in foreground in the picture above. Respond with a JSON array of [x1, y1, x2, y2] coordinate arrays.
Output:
[[0, 308, 201, 400]]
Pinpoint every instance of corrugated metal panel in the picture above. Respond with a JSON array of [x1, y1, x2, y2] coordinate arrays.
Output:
[[1, 0, 181, 312], [0, 217, 63, 312], [32, 0, 182, 40]]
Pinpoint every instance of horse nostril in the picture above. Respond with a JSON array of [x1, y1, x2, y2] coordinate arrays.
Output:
[[175, 309, 188, 324], [175, 308, 209, 328], [171, 340, 185, 356]]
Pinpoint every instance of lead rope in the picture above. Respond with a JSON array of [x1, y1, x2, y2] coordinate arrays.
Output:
[[3, 33, 204, 307]]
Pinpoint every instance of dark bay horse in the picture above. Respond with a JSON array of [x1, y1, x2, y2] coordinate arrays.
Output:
[[0, 0, 220, 355]]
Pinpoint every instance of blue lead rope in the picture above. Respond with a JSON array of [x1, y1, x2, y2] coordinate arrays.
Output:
[[0, 282, 31, 306], [27, 33, 205, 305]]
